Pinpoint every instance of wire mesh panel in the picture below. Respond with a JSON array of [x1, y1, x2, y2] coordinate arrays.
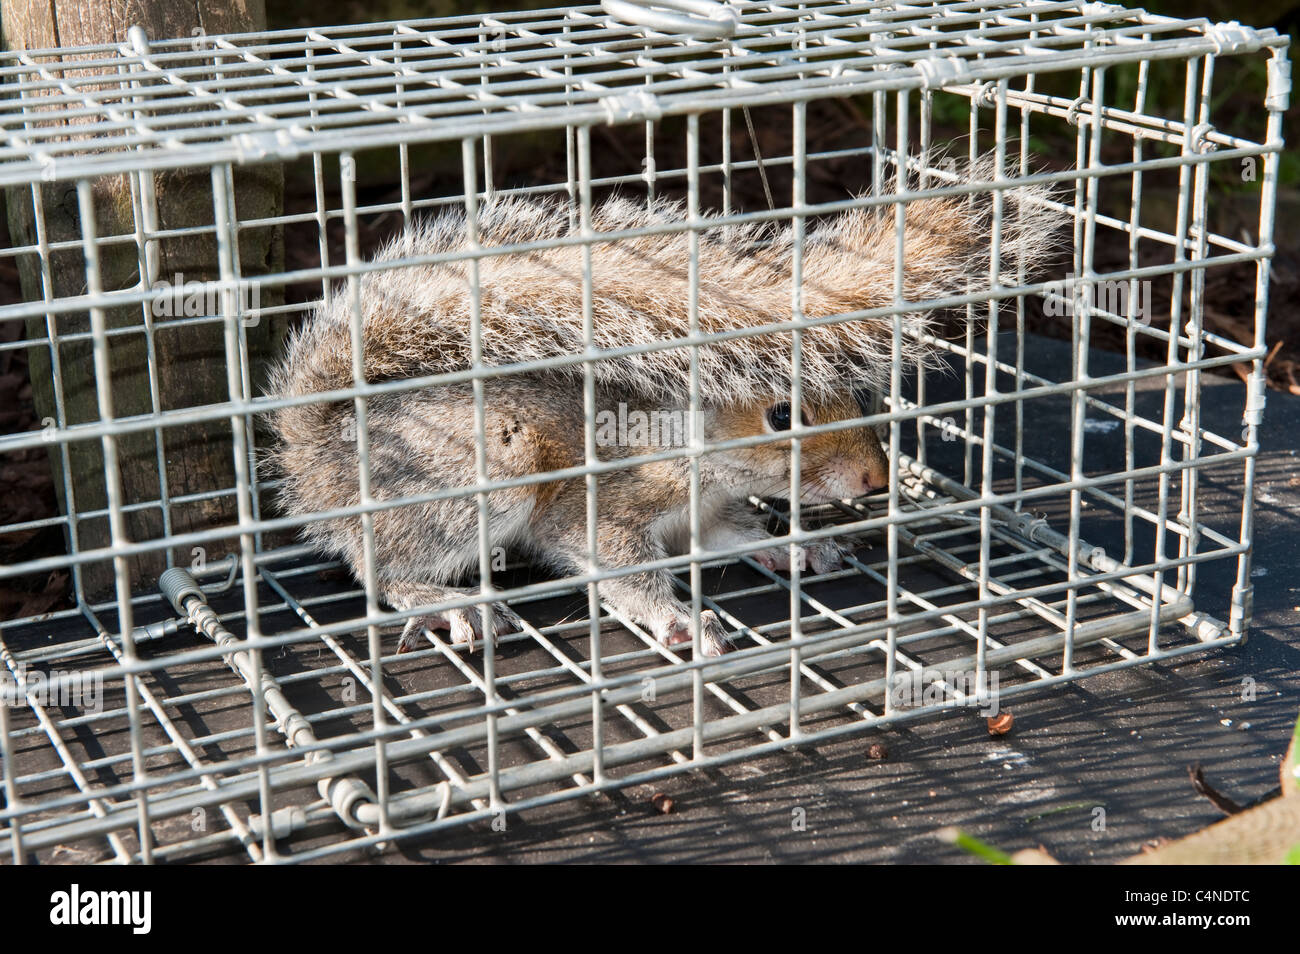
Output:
[[0, 1, 1288, 863]]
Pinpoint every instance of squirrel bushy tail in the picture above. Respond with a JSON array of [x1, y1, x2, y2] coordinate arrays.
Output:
[[271, 157, 1063, 447]]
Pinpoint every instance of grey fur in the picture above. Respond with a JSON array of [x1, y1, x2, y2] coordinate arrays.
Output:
[[267, 166, 1065, 656]]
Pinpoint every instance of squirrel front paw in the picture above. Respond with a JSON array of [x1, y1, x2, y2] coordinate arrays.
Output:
[[656, 608, 732, 657], [752, 539, 848, 575], [396, 601, 524, 654]]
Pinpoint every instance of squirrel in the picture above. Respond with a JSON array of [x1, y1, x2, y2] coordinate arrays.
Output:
[[269, 162, 1059, 657]]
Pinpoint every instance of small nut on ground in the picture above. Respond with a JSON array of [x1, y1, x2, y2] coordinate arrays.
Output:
[[987, 711, 1014, 736], [867, 742, 888, 760], [650, 792, 674, 815]]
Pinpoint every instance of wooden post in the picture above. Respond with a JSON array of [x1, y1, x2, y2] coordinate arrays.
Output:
[[2, 1, 283, 600]]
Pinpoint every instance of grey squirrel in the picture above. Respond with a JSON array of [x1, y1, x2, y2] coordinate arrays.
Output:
[[269, 167, 1058, 656]]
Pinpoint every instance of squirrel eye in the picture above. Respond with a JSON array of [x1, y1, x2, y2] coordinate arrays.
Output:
[[766, 403, 792, 431], [766, 403, 809, 431]]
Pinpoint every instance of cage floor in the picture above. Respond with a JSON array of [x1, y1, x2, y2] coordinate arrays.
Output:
[[0, 459, 1238, 864]]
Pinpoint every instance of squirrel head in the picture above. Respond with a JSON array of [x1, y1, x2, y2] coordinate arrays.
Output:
[[705, 394, 890, 502]]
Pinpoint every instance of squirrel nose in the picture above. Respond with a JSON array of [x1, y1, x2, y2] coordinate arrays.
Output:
[[862, 465, 888, 495]]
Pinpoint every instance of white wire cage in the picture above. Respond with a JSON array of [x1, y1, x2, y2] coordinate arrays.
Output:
[[0, 1, 1288, 863]]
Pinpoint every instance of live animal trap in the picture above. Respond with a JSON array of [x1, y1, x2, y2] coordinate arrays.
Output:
[[0, 1, 1287, 863]]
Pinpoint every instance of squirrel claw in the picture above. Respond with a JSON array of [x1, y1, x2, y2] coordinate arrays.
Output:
[[664, 626, 693, 647], [658, 609, 732, 657], [753, 540, 848, 575], [396, 602, 524, 655]]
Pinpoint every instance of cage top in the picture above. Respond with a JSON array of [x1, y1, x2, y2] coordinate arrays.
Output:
[[0, 0, 1284, 187]]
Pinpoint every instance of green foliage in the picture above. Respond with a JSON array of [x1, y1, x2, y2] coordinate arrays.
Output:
[[939, 827, 1016, 864]]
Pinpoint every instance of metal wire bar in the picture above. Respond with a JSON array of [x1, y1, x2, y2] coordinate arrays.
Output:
[[0, 3, 1285, 187]]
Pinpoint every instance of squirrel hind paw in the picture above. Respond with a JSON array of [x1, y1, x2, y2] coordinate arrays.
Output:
[[396, 602, 525, 654], [753, 540, 849, 575], [658, 609, 733, 657]]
